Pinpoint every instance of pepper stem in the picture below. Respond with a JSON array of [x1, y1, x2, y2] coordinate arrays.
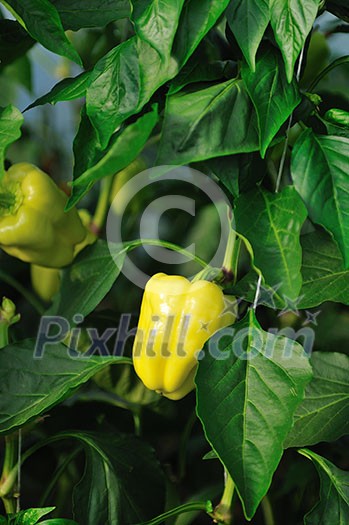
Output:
[[222, 207, 240, 284]]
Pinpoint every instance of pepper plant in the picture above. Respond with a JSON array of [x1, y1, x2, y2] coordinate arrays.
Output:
[[0, 1, 348, 524]]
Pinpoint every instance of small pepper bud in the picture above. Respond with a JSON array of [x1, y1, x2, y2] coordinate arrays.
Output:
[[0, 297, 20, 326]]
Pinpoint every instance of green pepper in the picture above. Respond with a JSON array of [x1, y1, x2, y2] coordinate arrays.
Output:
[[132, 273, 236, 400], [0, 163, 86, 267], [30, 208, 97, 302]]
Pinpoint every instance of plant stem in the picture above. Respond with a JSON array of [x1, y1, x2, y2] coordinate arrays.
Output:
[[261, 495, 275, 525], [211, 471, 235, 524], [126, 239, 208, 269], [0, 323, 8, 348], [0, 301, 21, 513], [308, 55, 349, 92], [92, 176, 114, 233], [133, 409, 142, 437], [136, 501, 212, 525], [0, 270, 45, 315]]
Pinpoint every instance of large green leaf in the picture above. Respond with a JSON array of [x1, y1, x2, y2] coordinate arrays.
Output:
[[242, 46, 301, 157], [201, 153, 265, 200], [71, 431, 165, 525], [68, 104, 158, 207], [25, 72, 90, 111], [0, 104, 23, 179], [157, 79, 259, 165], [169, 59, 234, 95], [131, 0, 185, 60], [86, 36, 169, 149], [269, 0, 319, 82], [2, 0, 81, 64], [299, 229, 349, 307], [226, 0, 269, 71], [171, 0, 230, 66], [0, 20, 34, 68], [72, 105, 102, 181], [234, 186, 307, 300], [196, 309, 312, 519], [50, 0, 131, 30], [291, 130, 349, 268], [0, 340, 130, 434], [47, 240, 127, 325], [86, 0, 229, 148], [285, 352, 349, 448], [299, 449, 349, 525]]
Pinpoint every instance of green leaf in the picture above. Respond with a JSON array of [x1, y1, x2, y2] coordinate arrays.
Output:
[[72, 105, 102, 180], [269, 0, 319, 82], [234, 186, 307, 300], [0, 105, 23, 179], [169, 59, 234, 95], [157, 79, 259, 165], [0, 340, 130, 434], [68, 104, 158, 207], [50, 0, 131, 30], [131, 0, 185, 60], [171, 0, 230, 66], [86, 37, 163, 148], [242, 46, 301, 157], [47, 240, 127, 325], [70, 431, 165, 525], [299, 229, 349, 307], [299, 449, 349, 525], [291, 130, 349, 268], [40, 518, 79, 525], [25, 72, 90, 111], [86, 0, 229, 148], [2, 0, 81, 65], [0, 20, 34, 68], [285, 352, 349, 448], [196, 309, 312, 519], [200, 153, 265, 200], [226, 0, 269, 71], [9, 507, 54, 524]]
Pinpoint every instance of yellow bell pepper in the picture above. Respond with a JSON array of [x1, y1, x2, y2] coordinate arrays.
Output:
[[0, 163, 86, 267], [133, 273, 236, 400]]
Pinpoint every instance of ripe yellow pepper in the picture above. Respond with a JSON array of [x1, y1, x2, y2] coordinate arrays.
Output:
[[0, 163, 86, 267], [133, 273, 236, 400]]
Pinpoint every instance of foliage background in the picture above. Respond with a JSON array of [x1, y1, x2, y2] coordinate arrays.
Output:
[[0, 1, 348, 524]]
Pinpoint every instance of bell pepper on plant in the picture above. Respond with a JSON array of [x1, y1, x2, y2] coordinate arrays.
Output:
[[0, 163, 86, 268], [31, 208, 97, 302], [132, 273, 236, 400]]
